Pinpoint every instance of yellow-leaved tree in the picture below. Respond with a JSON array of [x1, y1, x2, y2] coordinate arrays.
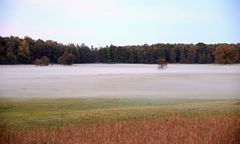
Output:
[[215, 44, 239, 64]]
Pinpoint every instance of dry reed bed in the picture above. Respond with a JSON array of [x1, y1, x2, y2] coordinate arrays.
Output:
[[1, 116, 240, 144]]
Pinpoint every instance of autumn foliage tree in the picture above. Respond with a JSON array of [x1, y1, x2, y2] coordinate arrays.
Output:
[[215, 44, 239, 64], [34, 56, 49, 66], [156, 58, 167, 69], [58, 51, 75, 65], [17, 39, 31, 64]]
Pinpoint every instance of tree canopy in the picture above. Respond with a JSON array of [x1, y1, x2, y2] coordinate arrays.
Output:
[[0, 36, 239, 65], [58, 51, 75, 65], [34, 56, 49, 66], [215, 45, 239, 64]]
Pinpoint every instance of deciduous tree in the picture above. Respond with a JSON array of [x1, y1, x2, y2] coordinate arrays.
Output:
[[215, 44, 239, 64], [58, 51, 75, 65], [156, 58, 167, 69]]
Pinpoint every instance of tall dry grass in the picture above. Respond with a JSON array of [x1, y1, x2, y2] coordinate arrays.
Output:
[[0, 116, 239, 144]]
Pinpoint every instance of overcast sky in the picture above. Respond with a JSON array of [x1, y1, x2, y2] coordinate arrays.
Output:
[[0, 0, 239, 46]]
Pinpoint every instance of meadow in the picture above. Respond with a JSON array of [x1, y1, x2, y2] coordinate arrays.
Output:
[[0, 98, 240, 143], [0, 64, 240, 143]]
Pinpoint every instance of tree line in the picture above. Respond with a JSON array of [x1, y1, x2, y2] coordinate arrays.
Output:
[[0, 36, 239, 65]]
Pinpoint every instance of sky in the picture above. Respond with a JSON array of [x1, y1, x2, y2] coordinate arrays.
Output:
[[0, 0, 239, 47]]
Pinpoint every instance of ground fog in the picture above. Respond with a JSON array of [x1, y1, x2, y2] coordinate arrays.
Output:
[[0, 64, 239, 99]]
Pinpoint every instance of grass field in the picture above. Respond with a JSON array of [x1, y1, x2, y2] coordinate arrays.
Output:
[[0, 98, 239, 128], [0, 98, 240, 143], [0, 65, 239, 143]]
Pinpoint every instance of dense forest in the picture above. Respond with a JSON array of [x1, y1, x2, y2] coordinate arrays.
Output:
[[0, 36, 239, 65]]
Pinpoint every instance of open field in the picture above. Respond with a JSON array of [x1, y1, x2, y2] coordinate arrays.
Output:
[[0, 64, 240, 99], [0, 98, 240, 143], [0, 98, 239, 128], [0, 64, 240, 143], [2, 116, 239, 144], [1, 98, 240, 128]]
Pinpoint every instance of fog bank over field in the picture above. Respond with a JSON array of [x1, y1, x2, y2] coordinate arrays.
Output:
[[0, 64, 240, 99]]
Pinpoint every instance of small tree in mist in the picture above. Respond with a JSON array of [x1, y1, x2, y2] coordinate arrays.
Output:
[[156, 58, 167, 69]]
